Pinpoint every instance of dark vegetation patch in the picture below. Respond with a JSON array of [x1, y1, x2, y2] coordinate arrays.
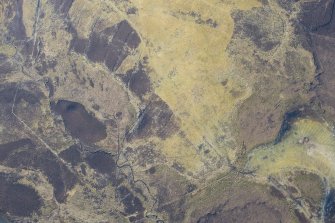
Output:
[[158, 197, 186, 223], [85, 151, 118, 184], [59, 144, 82, 166], [270, 186, 285, 200], [310, 34, 335, 123], [292, 171, 325, 205], [146, 166, 156, 175], [71, 38, 89, 54], [34, 53, 58, 76], [44, 78, 54, 97], [0, 53, 8, 61], [296, 0, 335, 126], [172, 11, 218, 28], [84, 151, 149, 219], [70, 20, 141, 72], [235, 86, 318, 149], [228, 4, 327, 151], [80, 164, 87, 175], [86, 31, 113, 62], [187, 184, 197, 193], [172, 162, 185, 173], [294, 209, 310, 223], [197, 202, 283, 223], [5, 0, 26, 40], [299, 0, 335, 32], [50, 0, 74, 16], [234, 0, 335, 151], [0, 139, 77, 203], [120, 63, 151, 99], [127, 7, 138, 15], [0, 173, 41, 217], [19, 39, 39, 58], [236, 94, 284, 150], [0, 138, 34, 162], [1, 1, 43, 67], [188, 176, 298, 223], [116, 186, 144, 221], [152, 167, 192, 222], [127, 95, 178, 140], [52, 100, 107, 144], [286, 171, 324, 219], [0, 84, 41, 105], [284, 50, 313, 80], [231, 8, 284, 51], [9, 150, 77, 203], [276, 0, 297, 12], [132, 144, 162, 167], [0, 83, 46, 140], [0, 62, 14, 75], [112, 20, 141, 49]]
